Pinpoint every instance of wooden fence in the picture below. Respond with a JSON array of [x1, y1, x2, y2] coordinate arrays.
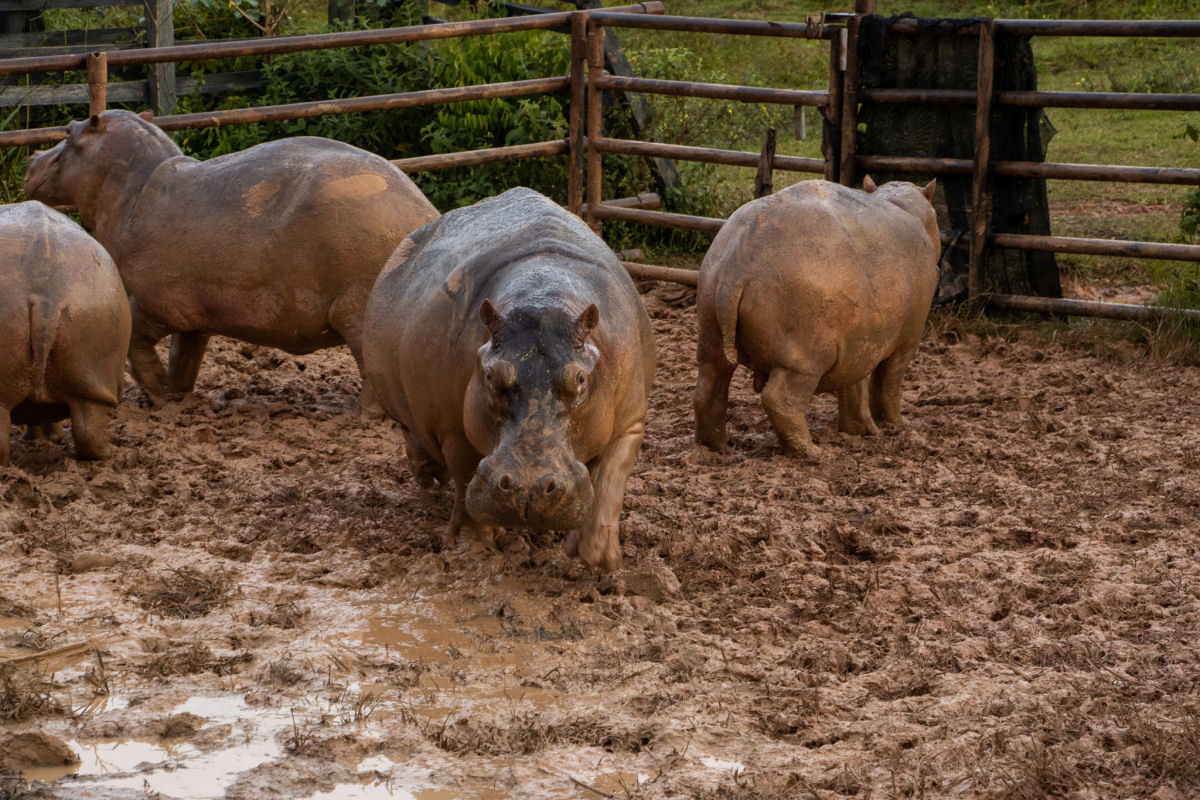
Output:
[[0, 0, 1197, 322]]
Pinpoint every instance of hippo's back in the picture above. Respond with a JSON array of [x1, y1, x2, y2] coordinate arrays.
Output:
[[365, 188, 652, 442]]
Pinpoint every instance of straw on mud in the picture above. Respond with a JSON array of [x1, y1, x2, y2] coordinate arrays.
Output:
[[537, 766, 616, 799], [0, 639, 98, 667]]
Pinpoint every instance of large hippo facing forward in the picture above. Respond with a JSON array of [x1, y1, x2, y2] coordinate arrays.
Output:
[[694, 177, 939, 458], [0, 202, 130, 464], [24, 110, 438, 407], [364, 188, 655, 571]]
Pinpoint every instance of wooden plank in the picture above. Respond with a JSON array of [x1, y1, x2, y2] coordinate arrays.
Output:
[[0, 25, 138, 48], [0, 0, 134, 10], [144, 0, 173, 115], [0, 70, 264, 107], [0, 40, 140, 57]]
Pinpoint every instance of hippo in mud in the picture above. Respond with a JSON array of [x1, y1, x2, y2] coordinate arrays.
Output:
[[0, 202, 131, 464], [694, 176, 940, 458], [23, 109, 439, 408], [364, 188, 655, 571]]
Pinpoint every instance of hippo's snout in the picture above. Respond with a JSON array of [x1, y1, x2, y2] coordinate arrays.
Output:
[[467, 449, 593, 530], [23, 146, 62, 205]]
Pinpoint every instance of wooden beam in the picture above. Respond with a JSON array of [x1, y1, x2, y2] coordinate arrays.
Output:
[[967, 20, 996, 305], [144, 0, 174, 116]]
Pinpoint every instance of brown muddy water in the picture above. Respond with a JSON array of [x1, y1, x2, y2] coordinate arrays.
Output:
[[2, 286, 1199, 799]]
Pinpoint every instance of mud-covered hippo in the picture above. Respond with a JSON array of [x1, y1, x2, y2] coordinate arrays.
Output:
[[694, 176, 939, 458], [0, 202, 131, 464], [23, 110, 439, 407], [364, 188, 655, 571]]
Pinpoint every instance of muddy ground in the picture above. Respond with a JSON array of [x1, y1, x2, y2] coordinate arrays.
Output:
[[1, 284, 1199, 800]]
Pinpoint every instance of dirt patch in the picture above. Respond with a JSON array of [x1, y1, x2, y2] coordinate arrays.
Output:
[[1, 285, 1198, 799]]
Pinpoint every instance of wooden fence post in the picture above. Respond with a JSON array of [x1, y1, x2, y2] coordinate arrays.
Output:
[[968, 20, 996, 306], [585, 23, 604, 233], [754, 127, 776, 198], [86, 51, 107, 117], [838, 12, 863, 188], [568, 11, 586, 217], [144, 0, 175, 116], [824, 24, 844, 182]]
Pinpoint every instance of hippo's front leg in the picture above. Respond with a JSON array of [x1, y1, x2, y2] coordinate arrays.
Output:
[[564, 420, 645, 571], [442, 433, 496, 551]]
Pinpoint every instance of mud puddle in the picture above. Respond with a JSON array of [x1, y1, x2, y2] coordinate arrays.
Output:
[[21, 694, 291, 797]]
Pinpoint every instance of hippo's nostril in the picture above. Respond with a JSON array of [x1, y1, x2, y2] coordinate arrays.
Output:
[[544, 479, 557, 495], [498, 474, 512, 491]]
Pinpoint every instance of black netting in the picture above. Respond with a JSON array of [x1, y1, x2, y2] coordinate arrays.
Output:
[[855, 13, 1061, 303]]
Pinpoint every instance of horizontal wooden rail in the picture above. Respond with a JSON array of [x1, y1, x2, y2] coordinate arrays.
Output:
[[582, 192, 661, 214], [993, 233, 1200, 263], [591, 204, 724, 232], [595, 137, 825, 174], [0, 77, 569, 146], [154, 77, 568, 130], [888, 18, 1200, 37], [0, 1, 664, 77], [595, 75, 829, 107], [861, 87, 1200, 111], [856, 155, 1200, 186], [622, 261, 699, 285], [392, 138, 567, 172], [586, 12, 838, 39], [989, 294, 1200, 323], [995, 19, 1200, 36]]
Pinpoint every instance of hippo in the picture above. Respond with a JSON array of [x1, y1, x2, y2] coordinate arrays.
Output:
[[0, 201, 131, 464], [694, 176, 940, 458], [364, 188, 655, 571], [23, 110, 439, 408]]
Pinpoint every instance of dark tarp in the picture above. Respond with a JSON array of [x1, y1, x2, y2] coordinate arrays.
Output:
[[855, 13, 1062, 303]]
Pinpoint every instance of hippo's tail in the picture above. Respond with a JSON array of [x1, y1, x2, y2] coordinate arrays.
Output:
[[714, 277, 744, 369], [28, 295, 62, 403]]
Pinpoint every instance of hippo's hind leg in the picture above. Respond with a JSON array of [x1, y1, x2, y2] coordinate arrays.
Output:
[[442, 434, 496, 552], [167, 332, 210, 393], [837, 376, 880, 436], [761, 367, 823, 458], [328, 290, 384, 419], [67, 398, 113, 460], [402, 428, 450, 491], [869, 342, 920, 427], [694, 357, 736, 452], [564, 420, 644, 572], [127, 304, 171, 406]]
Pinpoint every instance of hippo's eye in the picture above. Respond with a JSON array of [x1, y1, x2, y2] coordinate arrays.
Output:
[[485, 369, 492, 383]]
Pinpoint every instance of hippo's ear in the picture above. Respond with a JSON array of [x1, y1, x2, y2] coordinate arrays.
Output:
[[138, 110, 154, 121], [480, 299, 503, 340], [921, 179, 937, 201], [88, 114, 100, 128], [572, 304, 600, 348], [862, 174, 878, 194]]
